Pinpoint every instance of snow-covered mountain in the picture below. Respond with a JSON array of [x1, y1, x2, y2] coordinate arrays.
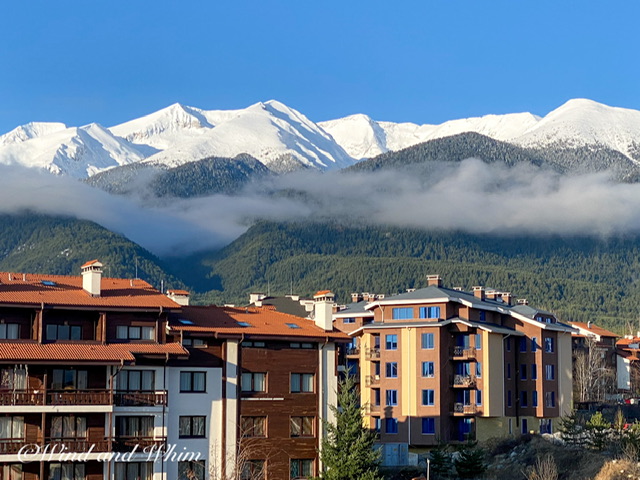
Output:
[[0, 123, 151, 177], [2, 97, 640, 179]]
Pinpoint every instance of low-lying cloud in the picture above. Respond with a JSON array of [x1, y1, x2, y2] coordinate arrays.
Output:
[[2, 159, 640, 256]]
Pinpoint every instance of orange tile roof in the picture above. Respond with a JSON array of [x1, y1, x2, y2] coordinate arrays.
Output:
[[0, 272, 181, 309], [0, 342, 187, 362], [170, 305, 349, 341], [314, 290, 333, 297], [570, 322, 618, 338], [168, 289, 190, 295], [617, 337, 640, 347], [81, 260, 101, 268]]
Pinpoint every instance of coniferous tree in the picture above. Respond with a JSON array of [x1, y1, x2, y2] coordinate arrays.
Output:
[[454, 446, 487, 479], [429, 444, 454, 479], [559, 410, 585, 447], [316, 372, 382, 480]]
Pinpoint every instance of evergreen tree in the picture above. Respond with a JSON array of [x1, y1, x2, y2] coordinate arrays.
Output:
[[316, 372, 382, 480], [454, 446, 487, 479], [587, 411, 612, 451], [429, 444, 454, 479], [559, 410, 585, 447]]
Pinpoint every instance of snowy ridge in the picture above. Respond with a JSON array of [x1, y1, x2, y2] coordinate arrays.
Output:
[[0, 122, 67, 147]]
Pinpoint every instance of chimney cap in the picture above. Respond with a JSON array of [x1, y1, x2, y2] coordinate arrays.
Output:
[[81, 259, 102, 269], [314, 290, 334, 299]]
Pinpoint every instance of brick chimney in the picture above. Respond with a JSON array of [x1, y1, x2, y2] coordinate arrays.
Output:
[[473, 286, 485, 301], [351, 293, 363, 303], [81, 260, 102, 297], [313, 290, 335, 331], [503, 292, 513, 306], [427, 275, 443, 287], [167, 289, 190, 306]]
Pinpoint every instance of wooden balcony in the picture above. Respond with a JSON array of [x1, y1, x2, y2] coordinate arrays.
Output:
[[0, 390, 45, 406], [113, 436, 166, 452], [450, 346, 476, 360], [45, 437, 111, 453], [0, 439, 27, 454], [47, 390, 112, 405], [114, 391, 168, 407], [452, 375, 477, 388], [365, 348, 380, 360], [365, 375, 380, 387], [451, 403, 477, 416]]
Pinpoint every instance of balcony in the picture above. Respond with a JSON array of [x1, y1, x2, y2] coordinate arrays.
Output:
[[452, 375, 477, 388], [0, 389, 112, 406], [0, 439, 27, 454], [451, 403, 477, 416], [114, 391, 168, 407], [365, 348, 380, 360], [451, 346, 476, 360], [113, 436, 166, 453], [45, 437, 110, 453], [346, 347, 360, 357], [365, 375, 380, 387], [363, 404, 380, 415]]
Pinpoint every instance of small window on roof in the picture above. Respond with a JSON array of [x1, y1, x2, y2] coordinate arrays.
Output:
[[42, 281, 56, 287], [178, 319, 194, 325], [237, 322, 252, 327], [286, 323, 301, 329]]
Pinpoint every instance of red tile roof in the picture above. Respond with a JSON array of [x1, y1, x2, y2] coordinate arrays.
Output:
[[170, 305, 349, 341], [0, 272, 181, 309], [81, 260, 101, 268], [168, 289, 190, 295], [0, 342, 187, 362], [314, 290, 333, 297], [570, 322, 618, 338]]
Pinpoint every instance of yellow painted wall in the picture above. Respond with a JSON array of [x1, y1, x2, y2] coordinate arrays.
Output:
[[482, 333, 505, 417], [401, 328, 418, 416]]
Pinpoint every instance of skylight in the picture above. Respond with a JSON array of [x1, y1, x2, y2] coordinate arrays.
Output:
[[237, 322, 252, 327], [41, 281, 56, 287], [286, 323, 301, 329], [178, 319, 194, 325]]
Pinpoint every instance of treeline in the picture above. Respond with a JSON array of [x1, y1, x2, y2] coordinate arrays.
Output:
[[190, 221, 640, 333]]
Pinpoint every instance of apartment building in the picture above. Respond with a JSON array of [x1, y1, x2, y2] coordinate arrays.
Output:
[[0, 262, 347, 480], [334, 275, 574, 457]]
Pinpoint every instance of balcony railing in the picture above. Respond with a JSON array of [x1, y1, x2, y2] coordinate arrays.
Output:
[[363, 404, 380, 415], [0, 390, 45, 406], [47, 390, 112, 405], [114, 391, 168, 407], [365, 375, 380, 387], [451, 346, 476, 359], [365, 348, 380, 360], [45, 437, 111, 453], [0, 439, 27, 454], [346, 347, 360, 357], [113, 436, 166, 453], [451, 403, 477, 416], [452, 375, 477, 388]]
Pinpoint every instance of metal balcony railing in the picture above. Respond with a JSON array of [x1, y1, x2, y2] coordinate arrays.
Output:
[[451, 403, 477, 415], [114, 391, 168, 407], [452, 375, 477, 388], [365, 348, 381, 360], [451, 346, 476, 359]]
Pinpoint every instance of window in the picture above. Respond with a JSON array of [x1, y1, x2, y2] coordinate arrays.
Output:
[[343, 318, 356, 324], [51, 415, 86, 439], [242, 341, 266, 348], [241, 460, 265, 480], [422, 361, 435, 378], [241, 416, 266, 437], [117, 370, 155, 391], [0, 416, 24, 440], [116, 325, 155, 340], [51, 369, 87, 390], [540, 418, 552, 434], [544, 337, 554, 353], [533, 391, 538, 407], [178, 460, 205, 480], [373, 417, 381, 432], [522, 418, 528, 435], [532, 337, 538, 352], [475, 334, 482, 350], [545, 365, 555, 381], [179, 416, 206, 438], [115, 416, 153, 438], [422, 389, 435, 406], [531, 364, 538, 380], [0, 368, 26, 390], [475, 362, 482, 378], [479, 311, 486, 322], [46, 324, 82, 340], [373, 389, 381, 406], [421, 333, 434, 349], [385, 418, 398, 434], [521, 391, 528, 407], [545, 391, 556, 408], [506, 337, 512, 351], [507, 390, 512, 408], [392, 307, 413, 320], [291, 373, 314, 393], [290, 416, 314, 437], [290, 459, 313, 479], [521, 367, 527, 381], [385, 334, 398, 350], [0, 324, 19, 339], [507, 363, 511, 379], [419, 306, 440, 319], [49, 464, 85, 480], [385, 362, 398, 378], [386, 390, 398, 406], [285, 323, 301, 329], [0, 465, 21, 480], [422, 418, 435, 435], [242, 373, 266, 393], [180, 371, 206, 392], [182, 337, 206, 347], [476, 390, 482, 406], [519, 337, 527, 353], [115, 462, 152, 480]]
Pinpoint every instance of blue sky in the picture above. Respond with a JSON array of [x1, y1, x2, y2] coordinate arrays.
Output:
[[1, 0, 639, 134]]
